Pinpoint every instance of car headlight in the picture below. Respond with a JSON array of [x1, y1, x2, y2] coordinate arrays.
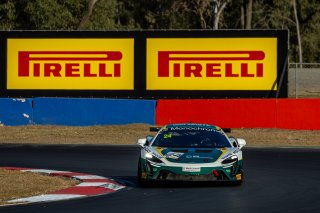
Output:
[[145, 152, 153, 159], [221, 155, 238, 164], [145, 152, 163, 164]]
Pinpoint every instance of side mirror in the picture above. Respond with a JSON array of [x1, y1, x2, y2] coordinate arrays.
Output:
[[137, 138, 147, 147], [237, 138, 246, 149]]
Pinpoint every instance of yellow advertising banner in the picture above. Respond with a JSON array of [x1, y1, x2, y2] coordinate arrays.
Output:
[[146, 38, 277, 90], [7, 39, 134, 90]]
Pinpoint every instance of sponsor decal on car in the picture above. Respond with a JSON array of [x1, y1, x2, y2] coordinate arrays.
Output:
[[168, 127, 219, 132], [165, 152, 184, 159], [186, 155, 213, 159], [182, 166, 201, 172]]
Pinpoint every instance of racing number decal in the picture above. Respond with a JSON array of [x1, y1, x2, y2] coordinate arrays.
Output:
[[163, 133, 172, 139]]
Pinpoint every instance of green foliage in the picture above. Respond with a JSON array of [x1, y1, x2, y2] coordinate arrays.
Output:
[[80, 0, 118, 30], [23, 0, 84, 29], [0, 0, 16, 29], [0, 0, 319, 62], [0, 0, 86, 30]]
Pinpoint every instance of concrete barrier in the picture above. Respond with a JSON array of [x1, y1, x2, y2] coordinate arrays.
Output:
[[0, 98, 33, 125], [156, 99, 277, 128], [156, 99, 320, 130], [1, 97, 318, 129], [33, 98, 156, 126], [276, 99, 320, 130]]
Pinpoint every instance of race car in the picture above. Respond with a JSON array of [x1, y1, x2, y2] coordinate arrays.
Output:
[[137, 123, 246, 185]]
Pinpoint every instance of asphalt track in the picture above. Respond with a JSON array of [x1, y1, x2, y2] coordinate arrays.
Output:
[[0, 145, 319, 213]]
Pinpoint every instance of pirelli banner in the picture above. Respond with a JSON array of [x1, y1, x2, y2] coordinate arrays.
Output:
[[0, 30, 288, 98]]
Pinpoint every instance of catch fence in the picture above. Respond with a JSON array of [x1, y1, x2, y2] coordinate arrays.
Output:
[[288, 63, 320, 98]]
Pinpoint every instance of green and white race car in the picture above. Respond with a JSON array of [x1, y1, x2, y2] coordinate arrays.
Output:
[[137, 123, 246, 185]]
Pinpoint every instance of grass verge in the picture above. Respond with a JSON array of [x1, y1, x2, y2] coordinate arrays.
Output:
[[0, 169, 78, 205]]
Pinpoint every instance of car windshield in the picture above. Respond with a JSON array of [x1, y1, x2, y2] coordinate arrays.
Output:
[[152, 127, 231, 148]]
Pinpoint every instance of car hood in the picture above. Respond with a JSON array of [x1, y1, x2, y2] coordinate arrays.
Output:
[[152, 147, 234, 164]]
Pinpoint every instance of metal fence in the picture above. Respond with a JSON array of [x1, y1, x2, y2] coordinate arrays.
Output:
[[288, 63, 320, 98]]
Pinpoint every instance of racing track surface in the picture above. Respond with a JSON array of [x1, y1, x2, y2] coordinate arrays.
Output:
[[0, 145, 319, 213]]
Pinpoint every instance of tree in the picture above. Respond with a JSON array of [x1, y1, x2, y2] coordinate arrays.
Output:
[[247, 0, 319, 62], [78, 0, 99, 30], [0, 0, 319, 62], [0, 0, 86, 30], [241, 0, 253, 29], [292, 0, 302, 66], [170, 0, 231, 29], [0, 0, 16, 30], [212, 0, 231, 29], [78, 0, 119, 30]]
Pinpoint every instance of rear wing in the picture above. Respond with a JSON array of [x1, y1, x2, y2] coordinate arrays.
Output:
[[149, 126, 231, 133]]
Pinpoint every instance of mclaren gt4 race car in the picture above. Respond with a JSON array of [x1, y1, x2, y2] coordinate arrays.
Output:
[[137, 123, 246, 185]]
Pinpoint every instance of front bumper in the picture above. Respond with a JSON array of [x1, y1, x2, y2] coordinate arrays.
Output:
[[140, 158, 243, 181]]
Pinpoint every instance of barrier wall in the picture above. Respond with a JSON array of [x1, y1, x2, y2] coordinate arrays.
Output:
[[0, 98, 156, 126], [0, 98, 319, 129], [33, 98, 156, 126], [276, 99, 320, 130], [0, 98, 33, 125], [156, 99, 277, 128], [156, 99, 320, 130]]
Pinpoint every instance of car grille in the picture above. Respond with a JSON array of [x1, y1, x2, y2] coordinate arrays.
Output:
[[170, 149, 188, 153], [195, 149, 213, 153], [157, 170, 222, 181]]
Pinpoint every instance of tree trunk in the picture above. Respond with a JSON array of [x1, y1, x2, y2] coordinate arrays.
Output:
[[212, 0, 218, 29], [78, 0, 99, 30], [213, 0, 229, 30], [245, 0, 252, 29], [240, 3, 245, 29], [200, 13, 207, 28], [293, 0, 303, 67]]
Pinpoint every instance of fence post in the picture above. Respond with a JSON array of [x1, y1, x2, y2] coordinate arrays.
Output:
[[295, 63, 298, 98]]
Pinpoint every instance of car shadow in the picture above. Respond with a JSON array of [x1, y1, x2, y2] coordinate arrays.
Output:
[[111, 176, 242, 188]]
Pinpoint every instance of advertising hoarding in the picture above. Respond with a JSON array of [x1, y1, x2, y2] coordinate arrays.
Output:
[[147, 38, 277, 91], [7, 38, 134, 90], [0, 30, 288, 98]]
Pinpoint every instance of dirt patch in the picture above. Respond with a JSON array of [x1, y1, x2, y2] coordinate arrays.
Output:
[[0, 169, 78, 205], [0, 124, 319, 147], [0, 124, 152, 145]]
